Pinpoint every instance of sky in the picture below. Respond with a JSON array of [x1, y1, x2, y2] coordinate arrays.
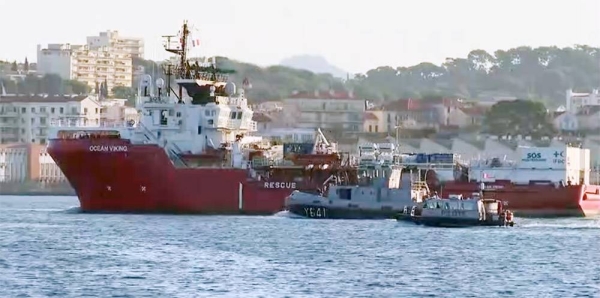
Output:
[[1, 0, 599, 74]]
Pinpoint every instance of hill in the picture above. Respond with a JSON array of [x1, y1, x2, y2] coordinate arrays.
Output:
[[184, 45, 600, 105], [2, 45, 597, 107], [279, 55, 349, 79]]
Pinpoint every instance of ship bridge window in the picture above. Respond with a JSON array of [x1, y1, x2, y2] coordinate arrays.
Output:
[[160, 110, 168, 125], [236, 112, 243, 120], [337, 188, 352, 200], [230, 111, 237, 119]]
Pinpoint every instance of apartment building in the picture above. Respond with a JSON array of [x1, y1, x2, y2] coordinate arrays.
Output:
[[36, 30, 142, 93], [74, 45, 133, 91], [87, 30, 144, 59], [281, 90, 365, 132], [0, 95, 102, 145]]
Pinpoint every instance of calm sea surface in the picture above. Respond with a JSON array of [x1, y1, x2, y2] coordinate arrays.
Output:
[[0, 195, 599, 298]]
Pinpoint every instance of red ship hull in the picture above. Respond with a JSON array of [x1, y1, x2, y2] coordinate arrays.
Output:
[[48, 138, 296, 214], [437, 181, 600, 217]]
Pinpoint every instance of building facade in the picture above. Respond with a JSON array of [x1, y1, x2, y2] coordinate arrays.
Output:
[[281, 90, 365, 132], [0, 95, 102, 145], [86, 30, 144, 59], [36, 30, 142, 93], [0, 143, 65, 183]]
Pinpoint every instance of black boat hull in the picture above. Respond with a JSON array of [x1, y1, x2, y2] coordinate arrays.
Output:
[[395, 214, 514, 227]]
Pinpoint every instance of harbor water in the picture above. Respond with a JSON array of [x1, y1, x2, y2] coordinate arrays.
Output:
[[0, 195, 599, 297]]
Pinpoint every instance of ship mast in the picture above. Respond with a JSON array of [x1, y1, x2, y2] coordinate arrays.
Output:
[[163, 20, 190, 102]]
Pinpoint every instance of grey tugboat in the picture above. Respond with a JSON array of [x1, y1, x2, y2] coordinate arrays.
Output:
[[284, 143, 430, 219]]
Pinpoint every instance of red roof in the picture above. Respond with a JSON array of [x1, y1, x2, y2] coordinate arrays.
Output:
[[288, 90, 356, 100], [364, 112, 378, 121], [252, 112, 272, 123], [381, 99, 422, 111], [0, 95, 88, 103]]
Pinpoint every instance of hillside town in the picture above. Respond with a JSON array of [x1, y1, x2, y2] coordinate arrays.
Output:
[[1, 30, 600, 191]]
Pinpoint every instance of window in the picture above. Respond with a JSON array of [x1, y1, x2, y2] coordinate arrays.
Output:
[[368, 125, 372, 132], [197, 126, 202, 135], [40, 107, 46, 113], [31, 107, 35, 113], [84, 108, 88, 114], [176, 112, 181, 117], [40, 118, 46, 125], [375, 125, 379, 132], [236, 112, 242, 120], [95, 108, 99, 114], [51, 107, 55, 113], [60, 107, 64, 114], [21, 107, 26, 113], [230, 112, 236, 119]]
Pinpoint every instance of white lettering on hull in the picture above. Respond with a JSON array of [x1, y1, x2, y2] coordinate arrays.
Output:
[[303, 207, 327, 218], [89, 145, 128, 152], [263, 182, 297, 189]]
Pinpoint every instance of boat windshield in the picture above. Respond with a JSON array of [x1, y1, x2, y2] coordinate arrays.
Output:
[[423, 200, 477, 210]]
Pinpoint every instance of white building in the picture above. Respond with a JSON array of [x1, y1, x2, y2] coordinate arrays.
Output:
[[281, 90, 365, 132], [566, 89, 600, 112], [36, 30, 143, 92], [37, 43, 133, 91], [0, 95, 102, 144], [36, 44, 78, 80], [87, 30, 144, 59]]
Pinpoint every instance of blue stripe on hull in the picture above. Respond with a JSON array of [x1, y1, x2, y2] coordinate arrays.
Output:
[[287, 205, 398, 220]]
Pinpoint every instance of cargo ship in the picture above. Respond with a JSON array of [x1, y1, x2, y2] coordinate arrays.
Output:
[[405, 147, 600, 217], [46, 21, 354, 214]]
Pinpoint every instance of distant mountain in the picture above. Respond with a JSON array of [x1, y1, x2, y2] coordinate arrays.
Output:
[[279, 55, 349, 79]]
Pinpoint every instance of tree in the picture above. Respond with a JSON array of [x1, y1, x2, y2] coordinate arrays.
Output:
[[112, 86, 136, 106], [0, 75, 91, 95], [102, 78, 109, 98], [484, 99, 555, 137], [10, 61, 17, 71]]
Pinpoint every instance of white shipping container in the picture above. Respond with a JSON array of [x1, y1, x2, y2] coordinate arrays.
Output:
[[517, 146, 567, 169]]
